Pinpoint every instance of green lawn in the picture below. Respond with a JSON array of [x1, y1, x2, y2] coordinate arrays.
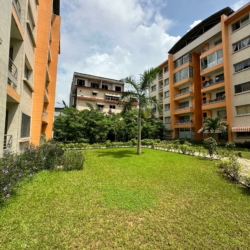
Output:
[[1, 148, 250, 249]]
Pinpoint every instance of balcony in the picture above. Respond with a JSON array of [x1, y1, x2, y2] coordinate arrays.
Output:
[[3, 135, 13, 152], [159, 98, 163, 103], [159, 86, 163, 93], [175, 120, 193, 125], [8, 58, 18, 88], [201, 76, 225, 93], [202, 97, 226, 110], [43, 109, 48, 118], [174, 90, 193, 101], [13, 0, 21, 21], [174, 105, 194, 115], [158, 74, 163, 80]]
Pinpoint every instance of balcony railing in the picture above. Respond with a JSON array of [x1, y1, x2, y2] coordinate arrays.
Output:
[[203, 97, 226, 105], [3, 135, 13, 151], [174, 90, 193, 98], [13, 0, 21, 21], [175, 105, 193, 111], [43, 109, 48, 117], [158, 74, 163, 79], [159, 98, 163, 103], [202, 76, 224, 88], [8, 78, 17, 90], [175, 120, 193, 125], [9, 58, 18, 79], [159, 86, 163, 91]]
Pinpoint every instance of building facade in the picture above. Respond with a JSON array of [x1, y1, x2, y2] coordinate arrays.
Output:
[[149, 4, 250, 142], [70, 73, 133, 114], [0, 0, 61, 156]]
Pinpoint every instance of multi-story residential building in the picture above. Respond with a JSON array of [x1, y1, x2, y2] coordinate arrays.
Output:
[[0, 0, 61, 156], [149, 4, 250, 142], [69, 72, 136, 114]]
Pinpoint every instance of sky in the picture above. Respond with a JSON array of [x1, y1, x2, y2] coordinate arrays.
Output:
[[55, 0, 249, 106]]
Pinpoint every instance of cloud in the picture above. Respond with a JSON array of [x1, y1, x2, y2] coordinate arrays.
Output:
[[187, 20, 202, 32], [56, 0, 180, 105], [233, 0, 249, 10]]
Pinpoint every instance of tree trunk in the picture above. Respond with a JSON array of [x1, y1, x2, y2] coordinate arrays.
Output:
[[137, 116, 141, 155]]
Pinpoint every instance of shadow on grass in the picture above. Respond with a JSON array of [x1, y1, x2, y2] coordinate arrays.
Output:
[[96, 149, 145, 158]]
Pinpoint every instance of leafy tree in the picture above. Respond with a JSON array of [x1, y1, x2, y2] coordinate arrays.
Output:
[[199, 117, 228, 139], [120, 68, 161, 154]]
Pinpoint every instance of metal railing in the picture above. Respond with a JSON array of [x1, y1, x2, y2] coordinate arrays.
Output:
[[13, 0, 21, 20], [8, 78, 17, 90], [203, 97, 226, 105], [9, 58, 18, 79], [175, 105, 193, 111], [175, 120, 193, 125], [3, 135, 13, 151], [43, 109, 48, 118], [202, 77, 224, 88], [174, 90, 193, 98]]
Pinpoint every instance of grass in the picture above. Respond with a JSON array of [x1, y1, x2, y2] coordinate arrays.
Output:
[[1, 148, 250, 249]]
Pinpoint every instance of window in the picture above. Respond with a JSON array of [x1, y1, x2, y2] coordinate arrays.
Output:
[[235, 81, 250, 94], [217, 110, 227, 120], [236, 104, 250, 115], [237, 132, 250, 137], [200, 49, 223, 70], [179, 101, 189, 109], [233, 36, 250, 52], [102, 85, 108, 90], [115, 86, 121, 92], [92, 91, 97, 96], [174, 53, 192, 68], [91, 82, 99, 88], [174, 66, 193, 83], [109, 105, 116, 109], [234, 58, 250, 72], [24, 65, 31, 80], [164, 103, 170, 110], [214, 38, 222, 46], [164, 66, 168, 73], [164, 91, 169, 98], [21, 113, 31, 138], [77, 79, 85, 86], [232, 14, 249, 31], [97, 104, 104, 110], [164, 78, 169, 86], [165, 117, 170, 124], [215, 73, 224, 83], [105, 95, 119, 101], [151, 85, 156, 91]]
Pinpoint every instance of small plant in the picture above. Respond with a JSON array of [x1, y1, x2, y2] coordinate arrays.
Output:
[[60, 150, 85, 171], [203, 137, 217, 158], [225, 141, 236, 151], [217, 156, 242, 181], [179, 144, 188, 154]]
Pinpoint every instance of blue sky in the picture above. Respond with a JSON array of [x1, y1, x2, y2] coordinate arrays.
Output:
[[56, 0, 249, 106]]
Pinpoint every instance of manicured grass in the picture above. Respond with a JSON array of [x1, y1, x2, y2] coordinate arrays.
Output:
[[0, 148, 250, 249]]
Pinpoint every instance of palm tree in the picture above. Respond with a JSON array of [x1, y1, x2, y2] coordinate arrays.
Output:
[[199, 117, 228, 139], [120, 68, 161, 155]]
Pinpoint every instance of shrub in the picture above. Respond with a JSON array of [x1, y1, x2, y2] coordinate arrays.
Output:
[[179, 144, 189, 154], [60, 150, 85, 171], [217, 156, 242, 181], [225, 141, 236, 151], [203, 137, 217, 158]]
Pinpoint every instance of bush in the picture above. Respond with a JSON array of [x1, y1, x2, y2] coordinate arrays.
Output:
[[225, 141, 236, 151], [179, 145, 189, 154], [217, 156, 242, 181], [60, 150, 85, 171], [204, 137, 217, 158]]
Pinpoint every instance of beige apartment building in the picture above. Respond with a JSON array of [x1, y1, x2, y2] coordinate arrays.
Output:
[[69, 72, 136, 114], [150, 4, 250, 143], [0, 0, 61, 156]]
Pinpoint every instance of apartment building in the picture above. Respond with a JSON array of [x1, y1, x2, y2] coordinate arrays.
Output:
[[150, 4, 250, 142], [69, 73, 135, 114], [0, 0, 61, 156]]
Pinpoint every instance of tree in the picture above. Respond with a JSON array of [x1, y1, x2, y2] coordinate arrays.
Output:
[[199, 117, 228, 139], [120, 68, 161, 155]]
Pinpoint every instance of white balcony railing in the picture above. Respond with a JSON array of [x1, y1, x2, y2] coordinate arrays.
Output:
[[9, 58, 18, 79], [3, 135, 13, 151], [13, 0, 21, 20], [174, 90, 193, 98], [175, 120, 193, 125], [43, 109, 48, 117], [175, 105, 193, 111]]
